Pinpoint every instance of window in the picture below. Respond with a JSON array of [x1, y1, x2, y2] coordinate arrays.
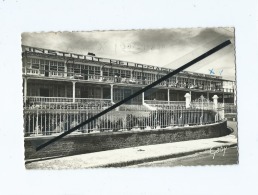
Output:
[[121, 70, 126, 78], [50, 61, 57, 71], [58, 62, 64, 72], [95, 66, 100, 76], [32, 58, 40, 69], [103, 68, 109, 76], [74, 64, 81, 74], [126, 70, 131, 78], [89, 66, 94, 75], [25, 58, 31, 68]]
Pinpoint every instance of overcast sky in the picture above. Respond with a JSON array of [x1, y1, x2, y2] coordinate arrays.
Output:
[[22, 28, 236, 80]]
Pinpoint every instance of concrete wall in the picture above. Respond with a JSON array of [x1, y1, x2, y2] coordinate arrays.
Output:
[[25, 120, 230, 160]]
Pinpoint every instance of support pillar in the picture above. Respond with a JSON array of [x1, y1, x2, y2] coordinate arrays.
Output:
[[100, 68, 103, 81], [72, 81, 76, 103], [184, 93, 191, 108], [207, 92, 209, 101], [64, 61, 67, 77]]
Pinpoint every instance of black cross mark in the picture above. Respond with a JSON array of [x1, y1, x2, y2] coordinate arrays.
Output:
[[36, 40, 231, 151]]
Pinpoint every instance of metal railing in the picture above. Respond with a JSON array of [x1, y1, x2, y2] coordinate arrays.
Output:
[[26, 97, 112, 110], [27, 96, 73, 103], [24, 68, 234, 92], [144, 100, 185, 105], [23, 106, 223, 137]]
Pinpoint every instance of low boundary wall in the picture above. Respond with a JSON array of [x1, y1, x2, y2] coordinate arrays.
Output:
[[25, 120, 230, 160]]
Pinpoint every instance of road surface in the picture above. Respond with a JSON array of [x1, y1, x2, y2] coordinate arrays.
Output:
[[130, 146, 238, 167], [130, 121, 238, 167]]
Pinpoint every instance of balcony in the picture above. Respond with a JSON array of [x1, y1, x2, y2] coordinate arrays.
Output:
[[23, 68, 234, 93]]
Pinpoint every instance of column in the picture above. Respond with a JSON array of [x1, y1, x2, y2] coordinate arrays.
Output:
[[64, 61, 67, 77], [72, 81, 76, 103], [167, 88, 170, 103], [207, 92, 209, 101], [23, 77, 27, 104], [110, 84, 114, 103], [184, 93, 191, 108], [100, 68, 103, 81]]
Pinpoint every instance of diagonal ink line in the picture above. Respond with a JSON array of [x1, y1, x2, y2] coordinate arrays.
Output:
[[36, 40, 231, 151]]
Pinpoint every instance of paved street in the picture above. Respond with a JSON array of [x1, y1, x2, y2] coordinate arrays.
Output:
[[129, 146, 238, 167], [129, 121, 238, 167], [26, 122, 238, 169]]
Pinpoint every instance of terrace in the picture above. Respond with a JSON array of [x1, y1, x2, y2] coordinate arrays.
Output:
[[23, 67, 234, 93]]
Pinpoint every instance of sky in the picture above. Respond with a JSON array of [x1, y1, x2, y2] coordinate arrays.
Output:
[[22, 28, 236, 81]]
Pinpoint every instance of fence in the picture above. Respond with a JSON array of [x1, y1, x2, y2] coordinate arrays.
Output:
[[23, 106, 222, 137]]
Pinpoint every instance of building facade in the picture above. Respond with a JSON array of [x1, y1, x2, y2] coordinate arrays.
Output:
[[22, 45, 235, 107]]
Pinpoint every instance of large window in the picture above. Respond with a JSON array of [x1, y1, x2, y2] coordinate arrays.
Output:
[[74, 64, 81, 74], [32, 59, 40, 69]]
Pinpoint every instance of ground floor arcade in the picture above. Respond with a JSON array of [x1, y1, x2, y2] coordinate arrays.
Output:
[[23, 78, 234, 106]]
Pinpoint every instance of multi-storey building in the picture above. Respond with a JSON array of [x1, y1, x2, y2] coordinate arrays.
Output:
[[22, 45, 235, 107]]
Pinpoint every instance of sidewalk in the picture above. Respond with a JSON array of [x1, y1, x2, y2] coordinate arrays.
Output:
[[25, 134, 237, 169]]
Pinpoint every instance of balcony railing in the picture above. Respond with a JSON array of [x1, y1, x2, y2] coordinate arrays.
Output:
[[23, 68, 234, 92], [26, 96, 112, 110], [27, 96, 73, 103]]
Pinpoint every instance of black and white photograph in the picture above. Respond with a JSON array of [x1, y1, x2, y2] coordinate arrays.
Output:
[[22, 28, 238, 169], [2, 0, 258, 194]]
